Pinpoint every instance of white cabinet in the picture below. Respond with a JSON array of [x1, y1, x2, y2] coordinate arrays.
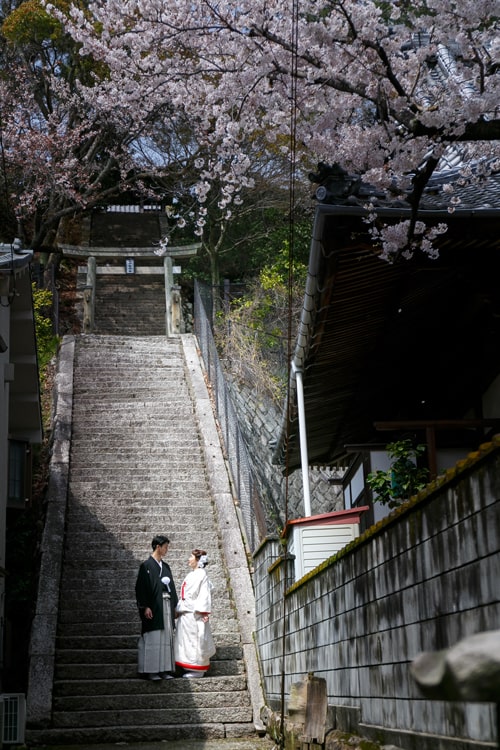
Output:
[[284, 508, 369, 582]]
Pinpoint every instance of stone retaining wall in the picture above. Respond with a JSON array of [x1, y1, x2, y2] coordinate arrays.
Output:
[[226, 378, 343, 529]]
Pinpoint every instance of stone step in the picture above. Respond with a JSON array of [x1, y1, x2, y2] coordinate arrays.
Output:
[[96, 302, 165, 310], [56, 619, 239, 638], [57, 612, 237, 630], [96, 297, 165, 305], [68, 474, 206, 483], [72, 355, 183, 365], [52, 704, 253, 728], [54, 688, 251, 712], [67, 474, 206, 485], [63, 512, 211, 524], [58, 554, 228, 570], [57, 601, 235, 622], [56, 598, 236, 619], [71, 381, 188, 390], [56, 605, 238, 624], [42, 333, 254, 742], [58, 552, 225, 566], [70, 406, 193, 415], [52, 674, 247, 697], [95, 301, 165, 309], [70, 407, 191, 414], [55, 644, 243, 666], [58, 583, 233, 603], [73, 365, 184, 373], [95, 290, 164, 300], [64, 511, 213, 526], [62, 535, 205, 546], [94, 322, 166, 335], [57, 544, 218, 561], [58, 543, 218, 559], [64, 492, 208, 501], [69, 437, 201, 447], [95, 297, 165, 305], [69, 449, 204, 461], [58, 621, 140, 637], [26, 720, 258, 745], [56, 632, 242, 651], [58, 531, 220, 547], [54, 659, 244, 681], [70, 450, 204, 460], [68, 458, 204, 470], [74, 352, 181, 362], [74, 333, 174, 344], [55, 548, 209, 563]]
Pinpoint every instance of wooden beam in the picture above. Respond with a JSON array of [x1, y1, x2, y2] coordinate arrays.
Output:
[[374, 419, 500, 430], [60, 243, 201, 259]]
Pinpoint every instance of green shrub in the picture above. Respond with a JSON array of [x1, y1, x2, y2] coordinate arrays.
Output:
[[366, 439, 429, 508], [32, 283, 59, 386]]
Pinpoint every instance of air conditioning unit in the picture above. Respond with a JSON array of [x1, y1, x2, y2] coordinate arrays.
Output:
[[1, 694, 26, 745]]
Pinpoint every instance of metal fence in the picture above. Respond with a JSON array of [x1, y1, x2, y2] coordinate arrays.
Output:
[[194, 280, 267, 553]]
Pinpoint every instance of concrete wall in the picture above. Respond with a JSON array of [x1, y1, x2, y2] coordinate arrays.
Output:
[[254, 439, 500, 750]]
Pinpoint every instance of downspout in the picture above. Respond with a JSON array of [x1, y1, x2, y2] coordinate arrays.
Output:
[[273, 205, 330, 513], [292, 361, 311, 517], [286, 208, 327, 518]]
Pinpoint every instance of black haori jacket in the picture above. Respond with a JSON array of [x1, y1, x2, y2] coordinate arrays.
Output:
[[135, 556, 178, 634]]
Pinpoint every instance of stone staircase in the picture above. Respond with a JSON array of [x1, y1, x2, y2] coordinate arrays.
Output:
[[27, 334, 260, 744], [94, 275, 166, 335]]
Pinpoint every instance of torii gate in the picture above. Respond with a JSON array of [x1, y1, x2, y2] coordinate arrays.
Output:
[[60, 242, 201, 335]]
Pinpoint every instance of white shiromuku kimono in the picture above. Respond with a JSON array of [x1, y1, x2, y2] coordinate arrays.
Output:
[[175, 567, 216, 675]]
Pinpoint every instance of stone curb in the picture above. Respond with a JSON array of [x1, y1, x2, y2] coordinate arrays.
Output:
[[181, 334, 266, 733], [27, 335, 75, 727]]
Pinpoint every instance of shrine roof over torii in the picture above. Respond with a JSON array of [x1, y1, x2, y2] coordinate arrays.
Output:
[[58, 206, 201, 260]]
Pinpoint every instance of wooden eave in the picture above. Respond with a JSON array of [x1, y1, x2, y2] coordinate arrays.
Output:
[[274, 202, 500, 474]]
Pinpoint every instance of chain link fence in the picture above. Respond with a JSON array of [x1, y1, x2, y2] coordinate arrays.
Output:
[[194, 280, 269, 553]]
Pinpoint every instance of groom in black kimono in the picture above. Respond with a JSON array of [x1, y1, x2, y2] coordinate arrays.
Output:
[[135, 534, 178, 680]]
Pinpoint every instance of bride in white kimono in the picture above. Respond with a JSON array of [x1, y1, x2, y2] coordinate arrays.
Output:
[[174, 548, 216, 677]]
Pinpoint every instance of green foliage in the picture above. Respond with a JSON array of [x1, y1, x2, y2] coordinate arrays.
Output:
[[2, 0, 109, 90], [215, 239, 308, 403], [183, 208, 312, 284], [32, 283, 59, 385], [2, 0, 62, 45], [260, 242, 308, 291], [366, 439, 429, 508]]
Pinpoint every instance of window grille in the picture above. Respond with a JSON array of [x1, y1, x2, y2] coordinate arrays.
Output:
[[2, 694, 26, 744]]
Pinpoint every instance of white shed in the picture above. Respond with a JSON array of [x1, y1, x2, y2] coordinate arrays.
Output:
[[284, 508, 369, 582]]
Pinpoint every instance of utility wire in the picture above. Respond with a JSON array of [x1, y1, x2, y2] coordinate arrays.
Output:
[[0, 109, 17, 306], [279, 0, 300, 745]]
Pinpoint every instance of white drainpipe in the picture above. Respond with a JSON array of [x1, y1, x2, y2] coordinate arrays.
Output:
[[292, 361, 312, 517]]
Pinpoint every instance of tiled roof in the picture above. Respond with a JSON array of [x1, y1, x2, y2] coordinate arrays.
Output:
[[422, 170, 500, 211]]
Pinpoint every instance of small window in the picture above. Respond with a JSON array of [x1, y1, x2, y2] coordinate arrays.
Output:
[[350, 463, 365, 506]]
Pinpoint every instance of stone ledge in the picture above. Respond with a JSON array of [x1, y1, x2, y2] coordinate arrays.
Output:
[[27, 336, 75, 726]]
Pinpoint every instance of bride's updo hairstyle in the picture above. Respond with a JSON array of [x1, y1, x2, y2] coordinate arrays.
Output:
[[192, 549, 208, 568]]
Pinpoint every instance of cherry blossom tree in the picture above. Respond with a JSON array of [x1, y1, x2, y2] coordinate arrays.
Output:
[[1, 0, 296, 285], [0, 0, 206, 249], [3, 0, 499, 259], [56, 0, 498, 259]]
